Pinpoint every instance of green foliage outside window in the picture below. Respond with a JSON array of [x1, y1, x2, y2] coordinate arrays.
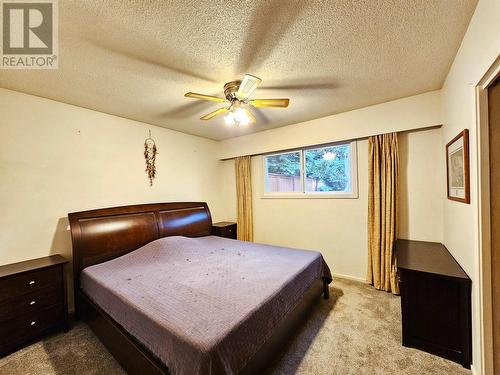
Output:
[[265, 152, 300, 176], [265, 144, 351, 192], [305, 145, 350, 191]]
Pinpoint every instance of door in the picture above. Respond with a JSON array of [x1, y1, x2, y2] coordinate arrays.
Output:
[[489, 78, 500, 374]]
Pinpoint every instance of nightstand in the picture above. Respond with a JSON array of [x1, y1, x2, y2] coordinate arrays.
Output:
[[0, 255, 68, 357], [212, 222, 237, 239]]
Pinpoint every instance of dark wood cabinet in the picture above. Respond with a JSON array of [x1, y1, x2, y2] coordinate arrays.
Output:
[[395, 239, 472, 368], [211, 222, 237, 239], [0, 255, 68, 357]]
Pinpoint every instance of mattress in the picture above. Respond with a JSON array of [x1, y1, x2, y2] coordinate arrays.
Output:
[[80, 235, 332, 375]]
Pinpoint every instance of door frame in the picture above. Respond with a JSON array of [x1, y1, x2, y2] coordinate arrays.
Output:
[[476, 55, 500, 375]]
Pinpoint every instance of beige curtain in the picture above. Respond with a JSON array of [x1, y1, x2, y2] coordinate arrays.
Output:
[[367, 133, 399, 294], [235, 156, 253, 242]]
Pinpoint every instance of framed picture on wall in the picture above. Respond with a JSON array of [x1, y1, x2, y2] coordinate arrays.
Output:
[[446, 129, 470, 204]]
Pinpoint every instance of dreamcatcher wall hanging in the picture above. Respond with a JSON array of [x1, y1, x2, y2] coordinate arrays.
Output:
[[144, 130, 158, 186]]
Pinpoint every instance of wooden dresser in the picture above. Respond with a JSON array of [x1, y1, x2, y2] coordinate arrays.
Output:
[[395, 239, 471, 368], [0, 255, 68, 357], [212, 222, 237, 239]]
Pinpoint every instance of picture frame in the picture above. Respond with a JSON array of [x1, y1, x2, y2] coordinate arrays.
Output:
[[446, 129, 470, 204]]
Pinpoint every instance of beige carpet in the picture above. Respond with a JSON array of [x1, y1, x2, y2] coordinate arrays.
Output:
[[0, 278, 471, 375]]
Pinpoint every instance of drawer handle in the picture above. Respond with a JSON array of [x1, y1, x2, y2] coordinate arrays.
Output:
[[29, 280, 35, 285], [30, 321, 36, 326], [30, 300, 36, 305]]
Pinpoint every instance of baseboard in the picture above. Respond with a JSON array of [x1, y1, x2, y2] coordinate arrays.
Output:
[[332, 272, 367, 283]]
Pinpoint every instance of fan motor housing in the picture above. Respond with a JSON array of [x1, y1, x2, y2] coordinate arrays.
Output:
[[224, 80, 241, 101]]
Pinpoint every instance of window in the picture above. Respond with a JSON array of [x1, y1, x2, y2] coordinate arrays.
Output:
[[264, 151, 302, 193], [263, 141, 357, 198]]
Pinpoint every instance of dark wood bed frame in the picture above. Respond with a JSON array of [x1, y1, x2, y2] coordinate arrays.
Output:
[[68, 202, 328, 375]]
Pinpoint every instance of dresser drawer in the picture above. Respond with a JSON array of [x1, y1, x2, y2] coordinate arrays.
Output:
[[0, 284, 63, 322], [0, 266, 61, 302], [220, 226, 236, 238], [0, 255, 68, 357], [0, 304, 64, 350], [212, 223, 237, 239]]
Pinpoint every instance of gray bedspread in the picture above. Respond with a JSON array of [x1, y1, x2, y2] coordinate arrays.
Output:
[[80, 235, 332, 375]]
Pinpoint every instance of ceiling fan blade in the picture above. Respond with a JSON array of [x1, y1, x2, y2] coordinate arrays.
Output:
[[244, 108, 256, 123], [249, 98, 289, 108], [236, 74, 262, 100], [200, 107, 228, 120], [185, 92, 226, 103]]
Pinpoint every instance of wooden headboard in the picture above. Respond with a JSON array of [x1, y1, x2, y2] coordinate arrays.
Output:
[[68, 202, 212, 287]]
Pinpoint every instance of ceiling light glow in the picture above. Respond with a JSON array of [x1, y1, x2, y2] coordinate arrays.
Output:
[[224, 106, 250, 126]]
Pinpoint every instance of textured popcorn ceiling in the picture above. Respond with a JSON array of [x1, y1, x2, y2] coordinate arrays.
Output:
[[0, 0, 477, 140]]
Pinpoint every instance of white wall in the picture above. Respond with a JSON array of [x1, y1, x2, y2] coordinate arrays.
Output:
[[440, 0, 500, 373], [0, 88, 226, 306], [220, 126, 444, 281], [399, 127, 444, 242]]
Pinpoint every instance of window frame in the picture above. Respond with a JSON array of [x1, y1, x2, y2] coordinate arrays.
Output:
[[261, 140, 358, 199], [263, 149, 304, 197]]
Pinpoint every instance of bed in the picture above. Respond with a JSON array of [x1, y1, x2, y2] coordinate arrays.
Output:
[[69, 202, 331, 375]]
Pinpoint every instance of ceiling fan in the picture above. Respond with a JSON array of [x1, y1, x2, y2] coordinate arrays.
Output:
[[184, 74, 289, 126]]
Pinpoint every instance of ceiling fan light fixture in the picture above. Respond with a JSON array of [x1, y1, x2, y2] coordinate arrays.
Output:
[[225, 106, 250, 126], [184, 74, 289, 125]]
